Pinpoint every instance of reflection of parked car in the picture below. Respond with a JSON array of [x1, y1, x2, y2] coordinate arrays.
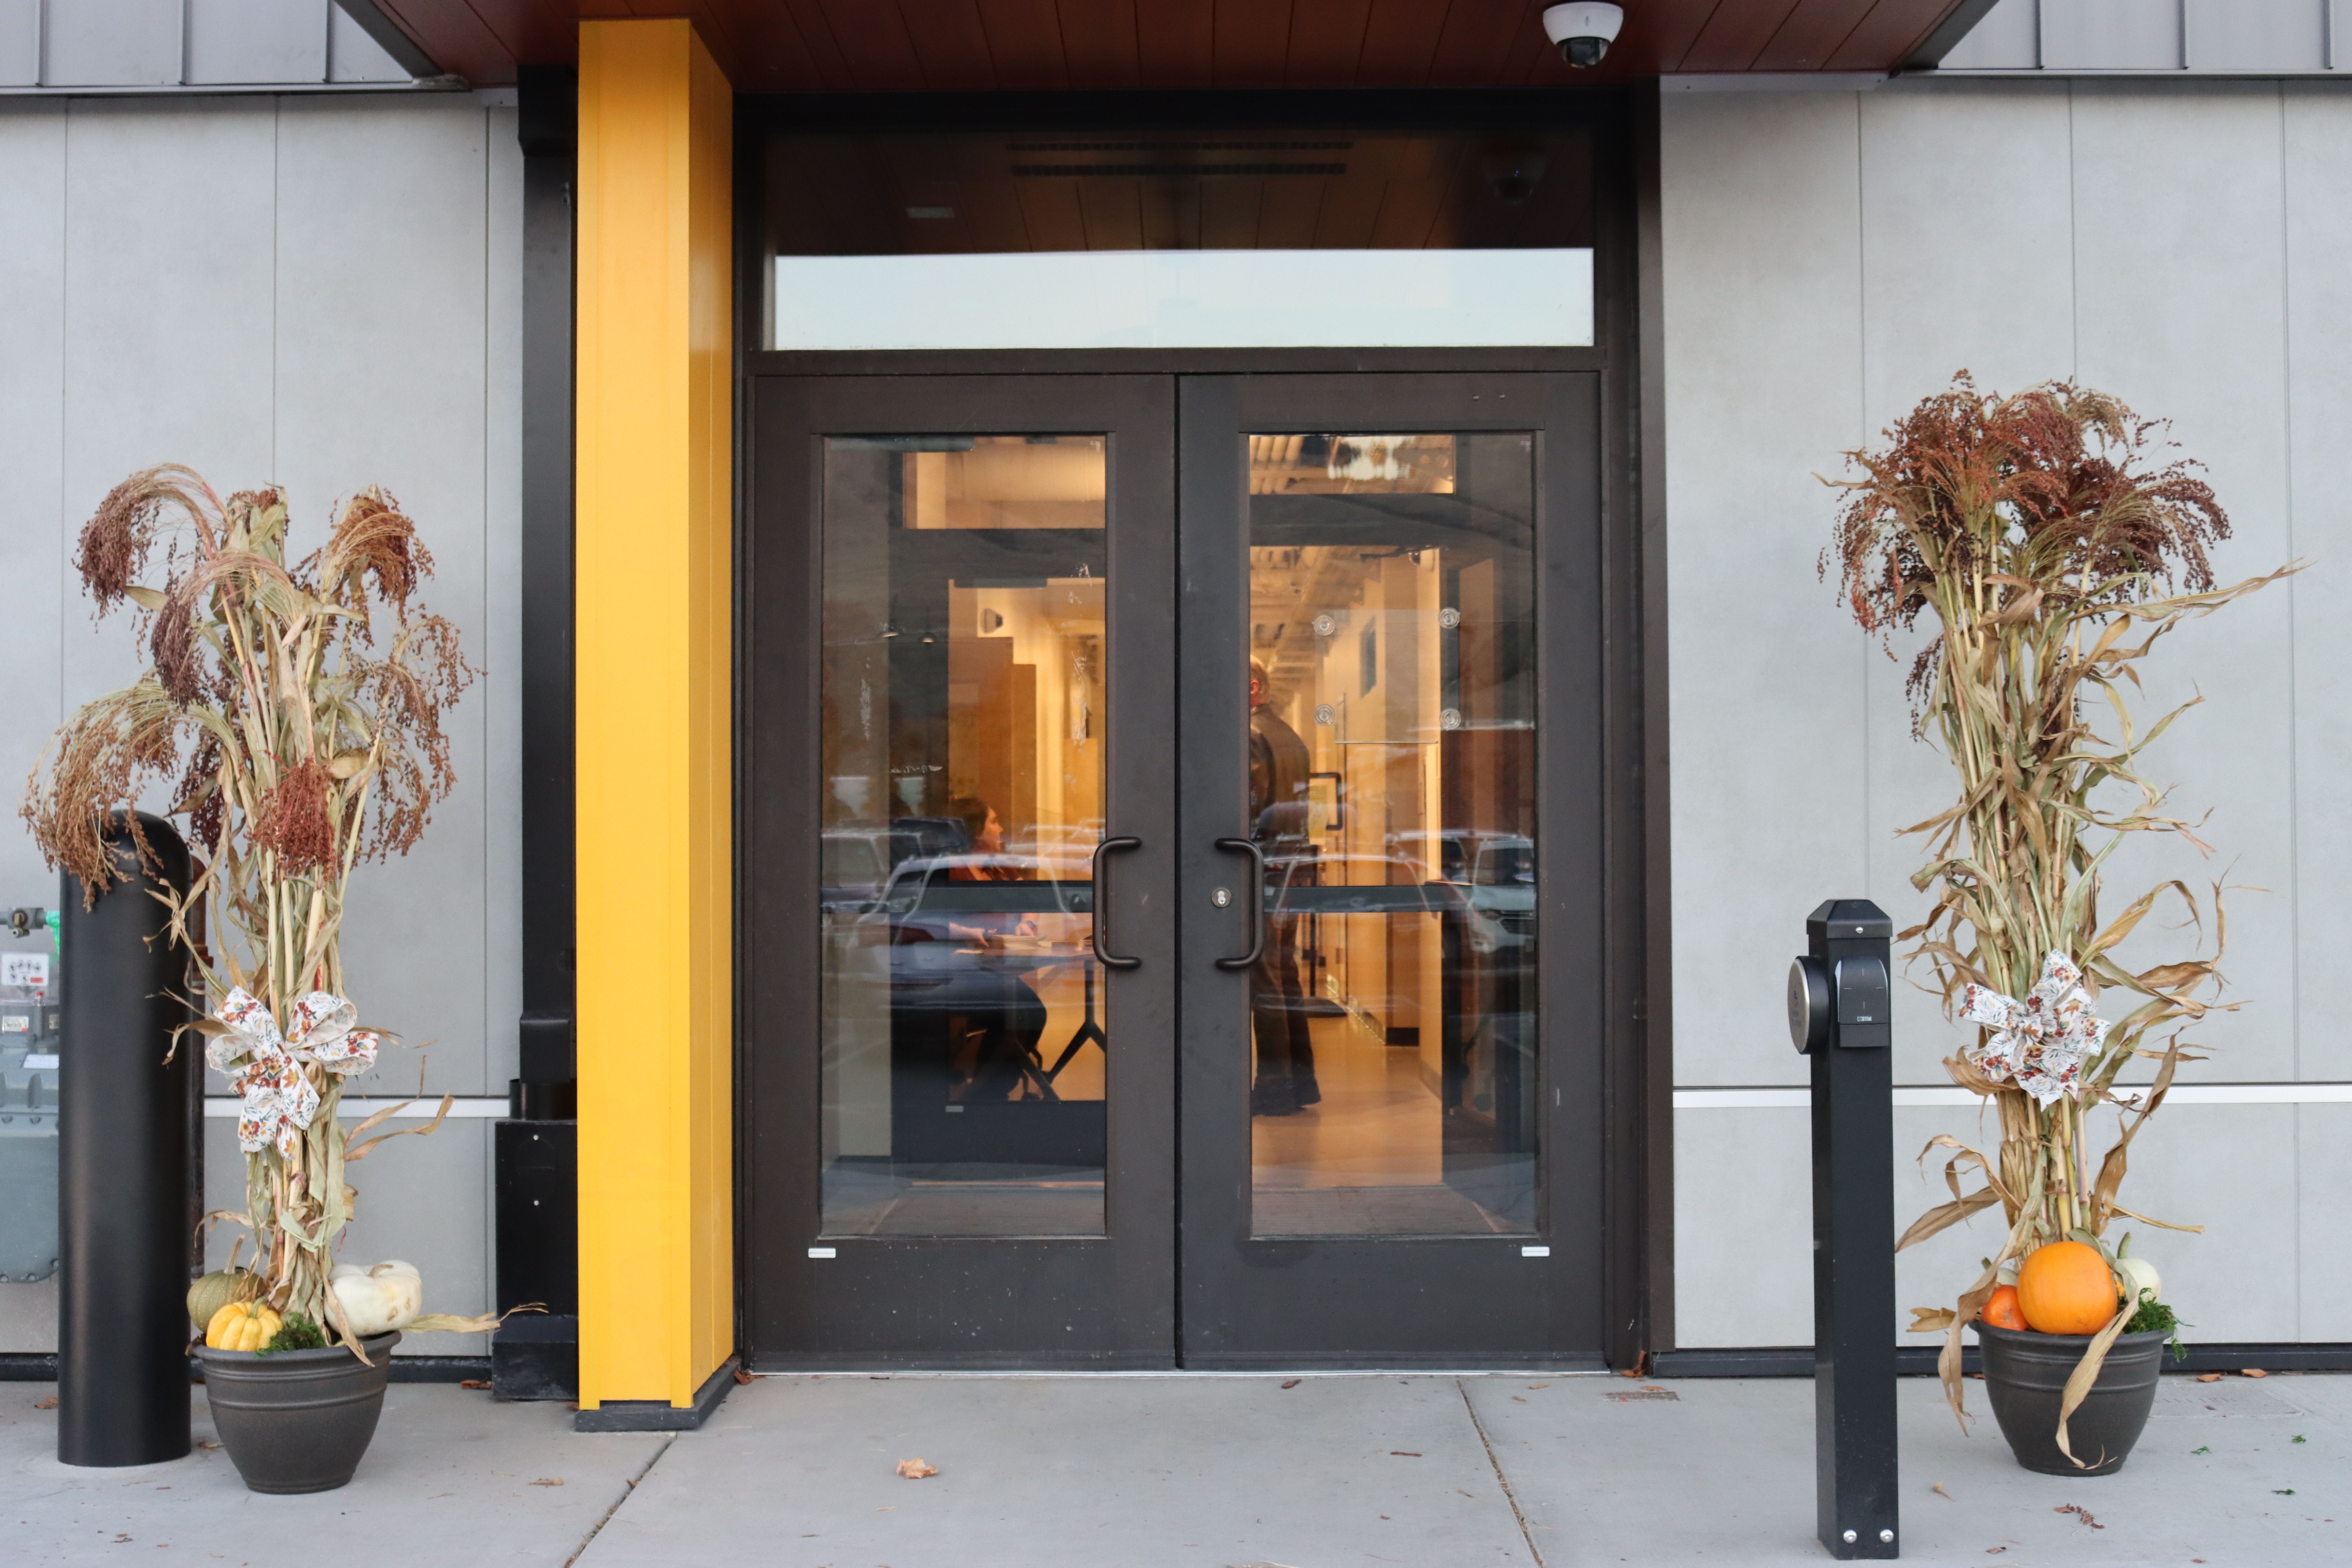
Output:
[[1472, 836, 1535, 888], [821, 817, 984, 913], [1386, 828, 1534, 887], [868, 854, 1086, 929], [1007, 824, 1102, 880], [1461, 836, 1535, 956], [821, 829, 894, 912], [1266, 853, 1457, 916]]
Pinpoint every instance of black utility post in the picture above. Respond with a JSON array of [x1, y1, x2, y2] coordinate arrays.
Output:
[[58, 813, 192, 1467], [1788, 899, 1898, 1559]]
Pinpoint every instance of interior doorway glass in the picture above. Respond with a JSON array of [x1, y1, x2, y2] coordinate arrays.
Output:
[[1243, 432, 1538, 1237], [819, 434, 1112, 1238]]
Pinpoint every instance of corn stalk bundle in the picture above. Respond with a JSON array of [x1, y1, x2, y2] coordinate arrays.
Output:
[[22, 466, 474, 1346], [1826, 376, 2292, 1452]]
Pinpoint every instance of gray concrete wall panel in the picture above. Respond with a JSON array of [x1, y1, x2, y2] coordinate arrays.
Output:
[[203, 1116, 493, 1353], [1659, 91, 1870, 1094], [329, 1, 412, 83], [2188, 0, 2330, 72], [41, 0, 184, 88], [7, 2, 415, 92], [0, 104, 65, 910], [271, 95, 496, 1099], [1855, 82, 2079, 1088], [1941, 0, 2041, 69], [2069, 82, 2298, 1084], [1943, 0, 2342, 73], [1672, 1104, 1811, 1346], [2299, 1103, 2352, 1338], [0, 0, 36, 87], [187, 0, 329, 86], [1680, 1099, 2316, 1347], [2040, 0, 2185, 70], [1665, 79, 2352, 1348], [62, 98, 277, 716], [2285, 85, 2352, 1083], [0, 103, 64, 1353], [0, 94, 520, 1352]]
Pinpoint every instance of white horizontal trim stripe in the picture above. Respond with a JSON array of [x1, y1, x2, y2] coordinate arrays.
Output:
[[1674, 1084, 2352, 1110], [203, 1096, 510, 1120], [773, 249, 1595, 350]]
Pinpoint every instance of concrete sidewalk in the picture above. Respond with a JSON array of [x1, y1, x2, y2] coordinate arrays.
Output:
[[3, 1369, 2343, 1566]]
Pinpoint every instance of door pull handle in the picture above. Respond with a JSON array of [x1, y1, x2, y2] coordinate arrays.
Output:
[[1213, 837, 1265, 971], [1090, 837, 1143, 970]]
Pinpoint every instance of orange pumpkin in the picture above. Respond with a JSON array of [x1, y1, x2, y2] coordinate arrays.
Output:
[[2016, 1241, 2120, 1335], [1981, 1284, 2029, 1332]]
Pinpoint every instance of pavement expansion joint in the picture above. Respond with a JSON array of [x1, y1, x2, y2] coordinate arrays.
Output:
[[563, 1433, 673, 1568]]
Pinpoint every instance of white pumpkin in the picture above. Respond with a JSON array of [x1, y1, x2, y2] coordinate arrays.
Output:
[[2114, 1233, 2161, 1308], [329, 1259, 424, 1336]]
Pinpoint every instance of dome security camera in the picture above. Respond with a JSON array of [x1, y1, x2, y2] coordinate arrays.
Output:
[[1543, 2, 1624, 68]]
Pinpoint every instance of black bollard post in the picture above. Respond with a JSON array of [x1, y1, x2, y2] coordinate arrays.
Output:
[[1788, 899, 1898, 1559], [58, 812, 193, 1467]]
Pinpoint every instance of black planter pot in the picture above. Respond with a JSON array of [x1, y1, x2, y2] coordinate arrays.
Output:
[[195, 1331, 401, 1493], [1974, 1321, 2171, 1476]]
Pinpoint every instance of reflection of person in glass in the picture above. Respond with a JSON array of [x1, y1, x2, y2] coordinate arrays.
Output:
[[939, 795, 1049, 1102], [1248, 660, 1321, 1116]]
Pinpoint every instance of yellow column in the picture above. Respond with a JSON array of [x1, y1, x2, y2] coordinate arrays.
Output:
[[573, 17, 734, 1410]]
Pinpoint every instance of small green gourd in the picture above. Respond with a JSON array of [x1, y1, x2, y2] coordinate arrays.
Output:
[[187, 1269, 247, 1332]]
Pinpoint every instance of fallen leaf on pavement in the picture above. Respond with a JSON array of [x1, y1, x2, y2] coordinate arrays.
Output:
[[733, 1368, 754, 1386], [2197, 1373, 2223, 1383], [1933, 1483, 1952, 1499], [2243, 1368, 2268, 1378], [2055, 1504, 2102, 1529], [896, 1457, 939, 1479], [1280, 1379, 1300, 1389], [459, 1380, 491, 1391], [34, 1397, 57, 1410], [1390, 1451, 1421, 1457], [1527, 1382, 1549, 1389], [1512, 1396, 1527, 1403], [530, 1478, 563, 1487]]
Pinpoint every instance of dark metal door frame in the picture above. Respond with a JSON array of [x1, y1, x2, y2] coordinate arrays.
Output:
[[697, 81, 1665, 1378], [741, 372, 1179, 1369], [738, 358, 1643, 1371], [1176, 371, 1607, 1369]]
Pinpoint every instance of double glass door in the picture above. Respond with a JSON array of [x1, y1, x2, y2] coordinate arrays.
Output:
[[746, 370, 1603, 1369]]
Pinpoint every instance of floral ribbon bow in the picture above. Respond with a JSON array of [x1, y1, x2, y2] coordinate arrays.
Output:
[[1960, 951, 2110, 1106], [205, 988, 382, 1157]]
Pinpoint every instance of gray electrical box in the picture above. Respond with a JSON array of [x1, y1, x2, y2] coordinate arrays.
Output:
[[0, 951, 61, 1283]]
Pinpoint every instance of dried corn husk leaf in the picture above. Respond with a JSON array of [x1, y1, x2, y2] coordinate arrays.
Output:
[[1828, 379, 2280, 1450], [2055, 1304, 2134, 1469]]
